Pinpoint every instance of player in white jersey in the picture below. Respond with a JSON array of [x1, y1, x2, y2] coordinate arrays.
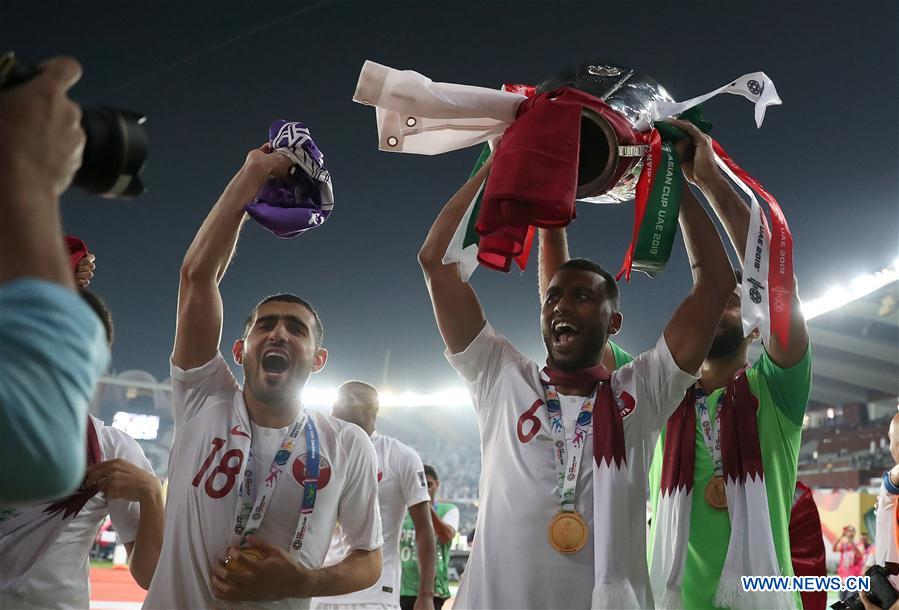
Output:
[[0, 415, 161, 609], [417, 153, 735, 608], [143, 146, 383, 610], [0, 290, 163, 609], [312, 382, 436, 610]]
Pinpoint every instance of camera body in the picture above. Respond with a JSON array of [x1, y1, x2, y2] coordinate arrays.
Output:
[[0, 52, 148, 198], [831, 565, 899, 610]]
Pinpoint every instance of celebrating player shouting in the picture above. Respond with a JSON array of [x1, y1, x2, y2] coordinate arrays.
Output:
[[417, 154, 735, 608], [143, 145, 383, 609]]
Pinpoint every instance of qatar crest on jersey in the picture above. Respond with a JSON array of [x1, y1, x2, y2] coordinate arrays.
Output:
[[614, 390, 636, 418], [292, 453, 332, 490]]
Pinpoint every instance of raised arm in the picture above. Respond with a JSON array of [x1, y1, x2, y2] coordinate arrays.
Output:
[[668, 119, 808, 367], [0, 57, 109, 502], [0, 57, 83, 288], [538, 228, 570, 303], [417, 160, 491, 354], [661, 174, 736, 374], [173, 146, 292, 369]]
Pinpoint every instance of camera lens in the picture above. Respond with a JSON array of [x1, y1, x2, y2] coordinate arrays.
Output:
[[1, 52, 149, 199], [73, 106, 148, 198]]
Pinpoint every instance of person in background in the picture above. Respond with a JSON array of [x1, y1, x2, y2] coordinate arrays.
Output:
[[313, 382, 435, 610], [858, 532, 875, 571], [400, 465, 460, 610], [835, 526, 862, 601]]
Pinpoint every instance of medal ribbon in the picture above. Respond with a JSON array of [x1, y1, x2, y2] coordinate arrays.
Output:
[[711, 140, 794, 349], [233, 412, 321, 554], [543, 383, 596, 513], [292, 413, 321, 551], [695, 389, 723, 475]]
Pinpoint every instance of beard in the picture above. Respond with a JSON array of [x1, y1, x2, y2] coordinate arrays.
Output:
[[244, 359, 312, 407], [707, 323, 746, 360], [542, 328, 607, 372]]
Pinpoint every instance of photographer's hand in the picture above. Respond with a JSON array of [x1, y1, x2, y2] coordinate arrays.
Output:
[[0, 56, 85, 287]]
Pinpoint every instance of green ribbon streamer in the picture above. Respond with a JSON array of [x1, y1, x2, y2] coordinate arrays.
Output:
[[631, 142, 683, 277], [463, 144, 492, 249], [630, 107, 712, 276], [655, 105, 714, 141]]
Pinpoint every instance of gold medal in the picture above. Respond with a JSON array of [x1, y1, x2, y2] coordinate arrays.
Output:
[[704, 475, 728, 510], [548, 510, 589, 554], [224, 547, 267, 572]]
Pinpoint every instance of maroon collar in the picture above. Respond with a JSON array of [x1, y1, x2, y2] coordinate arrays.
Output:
[[542, 361, 611, 389]]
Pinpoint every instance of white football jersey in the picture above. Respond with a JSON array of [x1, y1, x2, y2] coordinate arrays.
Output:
[[143, 353, 383, 610], [313, 433, 430, 608], [448, 323, 696, 610], [0, 415, 152, 609]]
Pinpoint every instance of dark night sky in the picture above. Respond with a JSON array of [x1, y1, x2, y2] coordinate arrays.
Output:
[[3, 1, 897, 394]]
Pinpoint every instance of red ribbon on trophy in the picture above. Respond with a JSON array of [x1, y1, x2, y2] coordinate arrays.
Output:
[[617, 129, 661, 282], [712, 140, 794, 349]]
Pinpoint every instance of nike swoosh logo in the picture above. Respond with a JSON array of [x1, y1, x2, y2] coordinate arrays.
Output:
[[230, 425, 250, 438]]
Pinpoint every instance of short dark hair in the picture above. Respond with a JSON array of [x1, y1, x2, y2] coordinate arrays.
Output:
[[335, 380, 378, 407], [243, 293, 324, 347], [424, 464, 438, 481], [557, 258, 620, 308], [80, 289, 114, 347]]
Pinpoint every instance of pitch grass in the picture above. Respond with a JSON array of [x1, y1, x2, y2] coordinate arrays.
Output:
[[90, 560, 114, 569]]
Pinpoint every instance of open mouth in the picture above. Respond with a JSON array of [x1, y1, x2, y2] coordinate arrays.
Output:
[[261, 350, 290, 374], [551, 319, 581, 349]]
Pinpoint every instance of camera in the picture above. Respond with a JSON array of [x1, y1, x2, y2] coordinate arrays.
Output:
[[0, 51, 148, 198], [831, 565, 899, 610]]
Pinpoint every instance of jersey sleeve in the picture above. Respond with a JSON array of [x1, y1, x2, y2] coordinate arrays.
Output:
[[104, 428, 155, 544], [445, 322, 526, 415], [754, 344, 811, 428], [614, 335, 699, 429], [442, 506, 460, 533], [396, 444, 431, 508], [169, 352, 239, 428], [0, 279, 110, 502], [337, 426, 383, 552]]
